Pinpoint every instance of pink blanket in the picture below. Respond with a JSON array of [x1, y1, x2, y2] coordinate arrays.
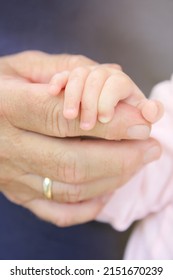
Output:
[[97, 75, 173, 259]]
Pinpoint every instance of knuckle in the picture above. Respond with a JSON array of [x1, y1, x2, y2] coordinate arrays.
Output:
[[64, 184, 84, 203], [59, 152, 77, 184], [81, 100, 91, 111], [113, 71, 131, 86], [71, 66, 87, 77], [20, 50, 44, 59], [44, 99, 68, 137], [87, 69, 105, 87], [109, 64, 122, 71], [69, 55, 88, 68], [57, 151, 86, 184], [68, 67, 88, 86], [114, 64, 122, 71]]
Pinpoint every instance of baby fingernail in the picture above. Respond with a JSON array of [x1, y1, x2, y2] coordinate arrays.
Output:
[[99, 116, 111, 124], [143, 146, 161, 163], [127, 125, 150, 139]]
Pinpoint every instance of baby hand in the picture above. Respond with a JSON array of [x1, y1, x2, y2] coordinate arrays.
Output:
[[48, 64, 164, 131]]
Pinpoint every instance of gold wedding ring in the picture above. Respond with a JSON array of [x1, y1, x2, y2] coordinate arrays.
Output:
[[43, 177, 53, 199]]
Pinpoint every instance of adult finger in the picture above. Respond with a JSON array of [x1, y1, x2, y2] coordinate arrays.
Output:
[[2, 81, 151, 140], [2, 51, 97, 83], [16, 131, 161, 186], [25, 197, 106, 227]]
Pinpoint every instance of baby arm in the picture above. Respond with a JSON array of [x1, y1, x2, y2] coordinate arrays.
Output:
[[48, 64, 163, 131]]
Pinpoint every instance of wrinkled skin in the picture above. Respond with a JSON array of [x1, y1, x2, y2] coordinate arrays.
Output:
[[0, 51, 161, 226]]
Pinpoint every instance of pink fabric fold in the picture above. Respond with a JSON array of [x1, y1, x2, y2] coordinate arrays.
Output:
[[97, 74, 173, 259]]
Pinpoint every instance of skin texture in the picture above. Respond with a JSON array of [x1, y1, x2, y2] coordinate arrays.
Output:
[[49, 65, 163, 130], [0, 51, 161, 227]]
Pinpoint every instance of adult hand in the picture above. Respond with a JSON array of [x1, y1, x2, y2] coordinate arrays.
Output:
[[0, 51, 161, 226], [1, 51, 151, 140]]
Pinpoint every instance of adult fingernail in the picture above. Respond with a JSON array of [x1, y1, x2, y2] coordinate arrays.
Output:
[[127, 125, 150, 139], [143, 146, 161, 163]]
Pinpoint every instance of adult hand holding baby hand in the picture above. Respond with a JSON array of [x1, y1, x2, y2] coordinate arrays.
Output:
[[0, 51, 161, 226]]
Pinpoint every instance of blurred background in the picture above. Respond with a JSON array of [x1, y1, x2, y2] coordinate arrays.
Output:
[[0, 0, 173, 95]]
